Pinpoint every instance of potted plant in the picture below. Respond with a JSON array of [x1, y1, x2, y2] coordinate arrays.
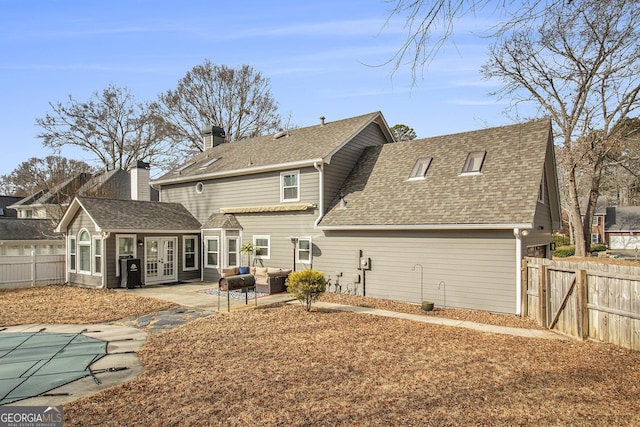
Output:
[[239, 242, 254, 274]]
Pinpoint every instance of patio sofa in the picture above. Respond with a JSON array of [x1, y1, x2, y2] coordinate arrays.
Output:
[[219, 267, 292, 294]]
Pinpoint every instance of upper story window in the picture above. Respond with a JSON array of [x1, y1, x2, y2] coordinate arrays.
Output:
[[20, 209, 33, 218], [281, 171, 300, 202], [408, 158, 432, 180], [461, 151, 486, 175]]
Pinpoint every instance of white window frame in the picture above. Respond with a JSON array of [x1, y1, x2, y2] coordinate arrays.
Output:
[[183, 235, 198, 271], [92, 236, 102, 276], [591, 233, 600, 244], [460, 151, 486, 175], [68, 236, 76, 272], [408, 158, 432, 180], [297, 237, 312, 265], [280, 170, 300, 202], [116, 234, 136, 276], [204, 237, 219, 269], [253, 235, 271, 260], [77, 229, 91, 275]]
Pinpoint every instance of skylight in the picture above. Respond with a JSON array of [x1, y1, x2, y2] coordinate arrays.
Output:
[[408, 158, 432, 180], [200, 157, 220, 169], [461, 151, 486, 174], [174, 161, 195, 174]]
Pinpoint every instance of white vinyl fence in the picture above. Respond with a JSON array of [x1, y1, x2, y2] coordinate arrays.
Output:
[[0, 253, 65, 289]]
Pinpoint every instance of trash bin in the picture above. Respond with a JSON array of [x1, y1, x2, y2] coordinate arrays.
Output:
[[120, 258, 142, 289]]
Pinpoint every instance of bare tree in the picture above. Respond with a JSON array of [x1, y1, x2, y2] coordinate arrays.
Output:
[[159, 61, 282, 155], [384, 0, 553, 81], [482, 0, 640, 256], [0, 155, 94, 196], [36, 84, 173, 172]]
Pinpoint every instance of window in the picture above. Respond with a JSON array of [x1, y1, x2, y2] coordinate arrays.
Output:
[[21, 210, 33, 218], [69, 237, 76, 272], [200, 157, 220, 169], [183, 236, 198, 271], [538, 174, 545, 203], [281, 171, 300, 202], [195, 182, 204, 194], [461, 151, 486, 174], [174, 161, 195, 174], [592, 216, 599, 226], [116, 234, 136, 276], [408, 158, 432, 180], [254, 235, 270, 259], [93, 236, 102, 275], [591, 233, 600, 244], [78, 230, 91, 274], [297, 237, 312, 264], [227, 237, 239, 267], [205, 237, 219, 268]]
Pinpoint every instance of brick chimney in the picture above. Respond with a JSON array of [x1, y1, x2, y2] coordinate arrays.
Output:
[[202, 126, 226, 150], [130, 161, 150, 201]]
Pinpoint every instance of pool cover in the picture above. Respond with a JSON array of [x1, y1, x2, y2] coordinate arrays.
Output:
[[0, 329, 107, 405]]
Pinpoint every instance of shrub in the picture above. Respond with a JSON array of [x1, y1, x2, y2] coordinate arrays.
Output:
[[286, 269, 326, 311], [553, 245, 575, 257], [590, 244, 607, 253], [553, 234, 571, 247]]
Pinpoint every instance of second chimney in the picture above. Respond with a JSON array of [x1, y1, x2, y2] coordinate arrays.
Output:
[[130, 161, 150, 201], [202, 126, 226, 150]]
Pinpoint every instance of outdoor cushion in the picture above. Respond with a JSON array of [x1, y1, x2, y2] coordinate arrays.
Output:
[[221, 267, 238, 277]]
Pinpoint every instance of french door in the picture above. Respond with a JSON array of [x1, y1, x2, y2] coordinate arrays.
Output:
[[145, 237, 177, 284]]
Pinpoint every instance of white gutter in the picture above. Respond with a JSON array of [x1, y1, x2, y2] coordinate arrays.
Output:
[[318, 223, 533, 231], [313, 161, 324, 227], [512, 227, 530, 316], [153, 158, 324, 186]]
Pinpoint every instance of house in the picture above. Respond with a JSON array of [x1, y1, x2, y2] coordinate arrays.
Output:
[[605, 206, 640, 250], [0, 195, 63, 256], [57, 111, 561, 314], [2, 163, 158, 258]]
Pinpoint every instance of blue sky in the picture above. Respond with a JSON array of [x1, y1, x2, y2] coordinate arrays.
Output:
[[0, 0, 518, 178]]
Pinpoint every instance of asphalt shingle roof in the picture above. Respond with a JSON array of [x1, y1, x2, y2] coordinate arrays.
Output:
[[154, 112, 387, 183], [0, 219, 61, 240], [319, 119, 552, 227], [606, 207, 640, 231], [76, 197, 201, 231]]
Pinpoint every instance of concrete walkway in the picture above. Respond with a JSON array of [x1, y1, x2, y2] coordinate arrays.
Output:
[[120, 281, 561, 340]]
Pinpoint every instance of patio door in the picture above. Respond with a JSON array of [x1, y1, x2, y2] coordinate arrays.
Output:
[[145, 237, 177, 284]]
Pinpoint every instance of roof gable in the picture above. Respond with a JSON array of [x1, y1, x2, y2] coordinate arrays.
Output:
[[606, 207, 640, 231], [153, 112, 393, 185], [319, 119, 553, 228]]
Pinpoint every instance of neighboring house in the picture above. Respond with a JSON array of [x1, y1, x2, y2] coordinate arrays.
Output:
[[57, 111, 561, 315], [2, 163, 157, 258], [605, 206, 640, 250], [0, 196, 21, 218]]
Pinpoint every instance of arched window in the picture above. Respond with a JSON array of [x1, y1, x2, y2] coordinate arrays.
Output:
[[78, 230, 91, 274]]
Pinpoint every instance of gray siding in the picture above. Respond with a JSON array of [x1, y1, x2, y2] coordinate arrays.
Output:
[[323, 123, 389, 208], [313, 230, 518, 314], [67, 210, 103, 288], [162, 167, 320, 224]]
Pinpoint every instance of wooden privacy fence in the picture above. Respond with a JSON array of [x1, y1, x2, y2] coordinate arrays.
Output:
[[0, 253, 65, 289], [523, 257, 640, 351]]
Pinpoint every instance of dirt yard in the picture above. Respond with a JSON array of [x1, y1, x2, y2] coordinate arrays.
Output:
[[1, 285, 639, 426]]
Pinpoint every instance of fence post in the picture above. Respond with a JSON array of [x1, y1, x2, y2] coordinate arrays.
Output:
[[575, 269, 589, 340], [539, 264, 547, 328], [31, 250, 36, 286], [521, 259, 528, 318]]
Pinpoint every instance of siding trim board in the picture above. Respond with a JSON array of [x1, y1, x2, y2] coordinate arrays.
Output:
[[319, 223, 533, 231]]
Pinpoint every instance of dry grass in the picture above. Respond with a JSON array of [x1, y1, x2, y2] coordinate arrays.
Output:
[[0, 284, 174, 326], [1, 285, 639, 426]]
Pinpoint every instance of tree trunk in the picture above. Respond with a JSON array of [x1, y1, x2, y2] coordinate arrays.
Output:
[[567, 165, 587, 257]]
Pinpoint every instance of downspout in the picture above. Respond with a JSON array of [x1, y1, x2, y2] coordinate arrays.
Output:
[[200, 228, 204, 282], [513, 228, 526, 316], [313, 161, 324, 227]]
